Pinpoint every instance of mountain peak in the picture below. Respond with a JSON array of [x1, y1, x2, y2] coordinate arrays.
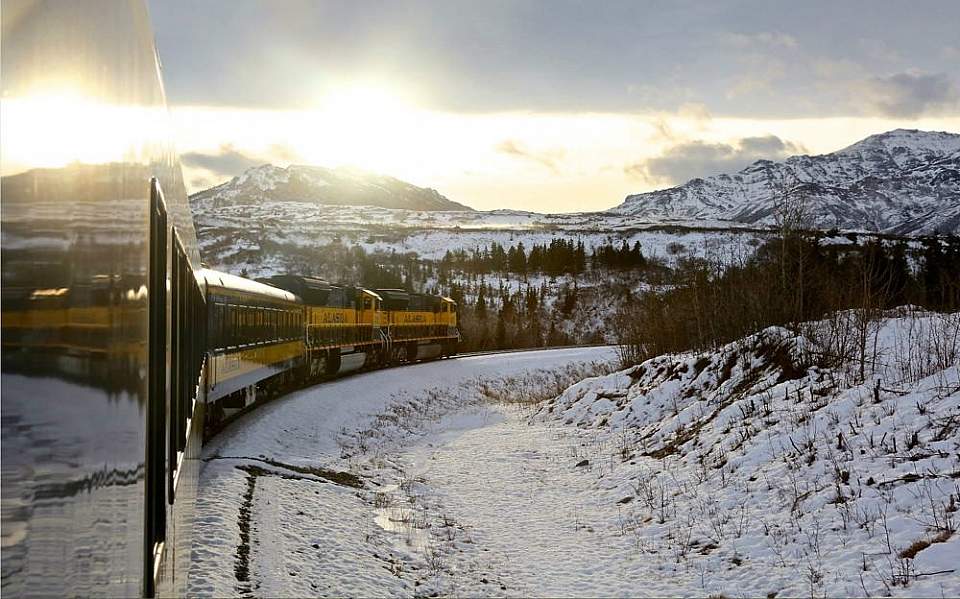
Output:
[[837, 128, 960, 157], [192, 164, 473, 212], [611, 129, 960, 234]]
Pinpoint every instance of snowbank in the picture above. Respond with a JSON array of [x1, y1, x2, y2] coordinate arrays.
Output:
[[539, 310, 960, 596]]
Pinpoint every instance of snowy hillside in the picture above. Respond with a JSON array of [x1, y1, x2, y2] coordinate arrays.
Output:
[[611, 129, 960, 235], [535, 308, 960, 596], [190, 164, 473, 212]]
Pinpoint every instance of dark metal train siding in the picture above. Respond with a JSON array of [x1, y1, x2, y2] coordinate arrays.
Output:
[[1, 1, 203, 596]]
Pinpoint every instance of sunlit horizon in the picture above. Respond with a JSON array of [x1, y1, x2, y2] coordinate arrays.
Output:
[[171, 100, 960, 213], [146, 1, 960, 213]]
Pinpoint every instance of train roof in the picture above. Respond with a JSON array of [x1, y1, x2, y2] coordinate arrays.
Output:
[[374, 288, 408, 300], [201, 269, 300, 303], [258, 274, 370, 307]]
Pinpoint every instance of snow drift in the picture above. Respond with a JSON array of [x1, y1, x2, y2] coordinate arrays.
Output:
[[540, 309, 960, 596]]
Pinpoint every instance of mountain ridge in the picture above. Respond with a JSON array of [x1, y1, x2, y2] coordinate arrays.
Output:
[[611, 129, 960, 234], [190, 164, 474, 212]]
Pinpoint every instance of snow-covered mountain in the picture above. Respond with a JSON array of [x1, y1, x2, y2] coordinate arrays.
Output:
[[611, 129, 960, 234], [190, 164, 473, 212]]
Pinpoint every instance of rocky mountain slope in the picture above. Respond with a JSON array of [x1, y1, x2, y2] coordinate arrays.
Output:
[[190, 164, 473, 212], [611, 129, 960, 234]]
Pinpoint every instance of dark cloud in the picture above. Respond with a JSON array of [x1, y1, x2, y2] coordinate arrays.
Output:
[[495, 139, 565, 173], [626, 135, 806, 186], [180, 144, 264, 177], [860, 72, 958, 118], [149, 0, 960, 117]]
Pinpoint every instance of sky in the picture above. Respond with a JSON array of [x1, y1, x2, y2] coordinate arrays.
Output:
[[149, 0, 960, 212]]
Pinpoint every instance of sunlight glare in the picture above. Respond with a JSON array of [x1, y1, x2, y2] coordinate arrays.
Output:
[[298, 82, 425, 173], [1, 87, 167, 176]]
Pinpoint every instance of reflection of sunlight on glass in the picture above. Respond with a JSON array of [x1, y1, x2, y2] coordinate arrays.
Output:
[[0, 88, 166, 176]]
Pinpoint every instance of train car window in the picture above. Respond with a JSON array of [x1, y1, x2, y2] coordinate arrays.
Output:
[[216, 302, 224, 348], [146, 179, 167, 585], [244, 306, 251, 345], [209, 303, 219, 348], [224, 304, 232, 347], [226, 303, 230, 345]]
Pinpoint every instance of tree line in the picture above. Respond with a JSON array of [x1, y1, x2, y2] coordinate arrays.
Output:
[[438, 239, 646, 278], [615, 232, 960, 367]]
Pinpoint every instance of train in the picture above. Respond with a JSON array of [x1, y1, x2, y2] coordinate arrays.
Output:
[[0, 1, 456, 596], [203, 271, 460, 432]]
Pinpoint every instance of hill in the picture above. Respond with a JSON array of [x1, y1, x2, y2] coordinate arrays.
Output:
[[190, 164, 474, 212], [611, 129, 960, 235]]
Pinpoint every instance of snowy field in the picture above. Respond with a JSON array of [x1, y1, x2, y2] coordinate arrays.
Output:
[[188, 347, 617, 596], [188, 313, 960, 597]]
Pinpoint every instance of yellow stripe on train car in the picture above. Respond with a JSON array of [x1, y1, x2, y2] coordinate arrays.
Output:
[[208, 340, 304, 387]]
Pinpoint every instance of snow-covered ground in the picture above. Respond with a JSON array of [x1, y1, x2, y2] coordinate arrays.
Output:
[[188, 347, 617, 596], [194, 203, 769, 278], [189, 312, 960, 597]]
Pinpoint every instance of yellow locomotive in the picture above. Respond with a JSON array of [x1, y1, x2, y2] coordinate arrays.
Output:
[[202, 273, 460, 432]]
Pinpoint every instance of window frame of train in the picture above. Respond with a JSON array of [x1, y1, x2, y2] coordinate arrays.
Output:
[[146, 181, 208, 597], [145, 179, 167, 597], [168, 229, 206, 496]]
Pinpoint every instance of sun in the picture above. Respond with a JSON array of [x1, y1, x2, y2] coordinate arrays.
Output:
[[317, 83, 414, 123], [296, 82, 425, 172]]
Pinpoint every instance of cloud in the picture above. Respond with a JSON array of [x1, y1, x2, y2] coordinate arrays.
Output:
[[495, 139, 565, 174], [725, 53, 787, 99], [858, 72, 958, 117], [625, 135, 806, 186], [721, 31, 798, 48], [677, 102, 712, 123], [721, 31, 798, 49], [180, 144, 264, 177], [190, 175, 216, 190], [267, 143, 300, 164], [857, 38, 902, 64]]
